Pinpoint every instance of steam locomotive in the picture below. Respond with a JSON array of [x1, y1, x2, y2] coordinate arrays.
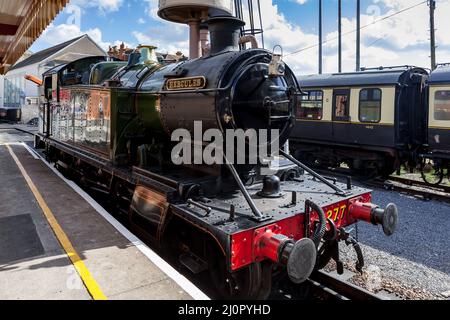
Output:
[[291, 65, 450, 185], [34, 15, 398, 299]]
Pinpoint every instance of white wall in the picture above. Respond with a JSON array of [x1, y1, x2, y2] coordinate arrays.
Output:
[[4, 64, 40, 123], [5, 64, 40, 98], [2, 35, 105, 123]]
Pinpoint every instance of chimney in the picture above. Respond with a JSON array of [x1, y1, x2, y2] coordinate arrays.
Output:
[[207, 16, 245, 55]]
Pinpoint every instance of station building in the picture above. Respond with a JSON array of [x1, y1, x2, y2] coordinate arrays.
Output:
[[0, 35, 106, 123]]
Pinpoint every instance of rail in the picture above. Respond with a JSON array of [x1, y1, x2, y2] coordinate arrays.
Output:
[[308, 270, 383, 300]]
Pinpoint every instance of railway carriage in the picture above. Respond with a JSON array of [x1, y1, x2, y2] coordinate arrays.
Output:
[[291, 67, 429, 177], [422, 66, 450, 184]]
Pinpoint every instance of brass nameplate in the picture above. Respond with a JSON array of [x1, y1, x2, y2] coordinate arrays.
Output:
[[165, 76, 206, 91]]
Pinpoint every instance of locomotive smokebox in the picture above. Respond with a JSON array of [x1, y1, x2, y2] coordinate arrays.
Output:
[[207, 16, 245, 55]]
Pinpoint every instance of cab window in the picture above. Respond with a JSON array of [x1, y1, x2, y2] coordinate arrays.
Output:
[[297, 90, 323, 120], [359, 88, 382, 123], [434, 91, 450, 121]]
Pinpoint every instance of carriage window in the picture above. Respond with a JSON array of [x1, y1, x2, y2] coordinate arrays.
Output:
[[335, 95, 349, 118], [297, 90, 323, 120], [359, 88, 382, 123], [434, 91, 450, 121]]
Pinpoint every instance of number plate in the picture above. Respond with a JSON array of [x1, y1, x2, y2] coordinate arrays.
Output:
[[324, 201, 348, 224]]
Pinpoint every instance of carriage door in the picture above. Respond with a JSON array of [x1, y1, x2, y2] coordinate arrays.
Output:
[[332, 89, 351, 142]]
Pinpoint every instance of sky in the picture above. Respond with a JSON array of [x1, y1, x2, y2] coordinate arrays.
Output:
[[29, 0, 450, 75]]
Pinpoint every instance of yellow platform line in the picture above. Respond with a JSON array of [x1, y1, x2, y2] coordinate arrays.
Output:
[[6, 145, 107, 300]]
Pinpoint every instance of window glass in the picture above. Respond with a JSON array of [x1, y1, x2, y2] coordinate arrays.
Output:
[[335, 95, 349, 118], [359, 88, 382, 123], [360, 89, 368, 101], [297, 90, 324, 120], [434, 91, 450, 121]]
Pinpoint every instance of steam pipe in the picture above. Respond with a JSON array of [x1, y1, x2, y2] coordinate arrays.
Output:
[[25, 74, 43, 86], [223, 155, 265, 220], [239, 35, 259, 49], [188, 20, 201, 59], [280, 150, 349, 196], [199, 27, 210, 56]]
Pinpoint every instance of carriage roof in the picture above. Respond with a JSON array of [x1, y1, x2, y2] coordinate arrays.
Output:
[[298, 67, 428, 88], [428, 66, 450, 85]]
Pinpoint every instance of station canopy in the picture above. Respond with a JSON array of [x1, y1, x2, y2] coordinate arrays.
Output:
[[0, 0, 69, 74]]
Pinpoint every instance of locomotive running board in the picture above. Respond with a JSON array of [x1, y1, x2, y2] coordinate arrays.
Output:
[[224, 156, 272, 222], [279, 150, 352, 197]]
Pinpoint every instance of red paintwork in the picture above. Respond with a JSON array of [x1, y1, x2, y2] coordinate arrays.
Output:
[[348, 200, 379, 224], [230, 215, 304, 271], [230, 192, 373, 272], [254, 229, 285, 263], [60, 89, 71, 102]]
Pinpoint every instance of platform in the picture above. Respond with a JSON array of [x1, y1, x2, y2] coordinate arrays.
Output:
[[0, 135, 207, 300]]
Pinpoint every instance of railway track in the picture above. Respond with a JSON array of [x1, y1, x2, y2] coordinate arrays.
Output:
[[272, 269, 388, 301], [387, 175, 450, 194], [307, 271, 383, 300]]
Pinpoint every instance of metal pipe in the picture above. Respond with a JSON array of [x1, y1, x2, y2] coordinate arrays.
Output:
[[239, 35, 259, 49], [248, 0, 255, 35], [200, 27, 210, 56], [429, 0, 437, 70], [319, 0, 323, 74], [188, 20, 201, 59], [356, 0, 361, 71], [338, 0, 342, 73], [279, 150, 349, 197], [224, 155, 265, 220], [256, 0, 265, 48]]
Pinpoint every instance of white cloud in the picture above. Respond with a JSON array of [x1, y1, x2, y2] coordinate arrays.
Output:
[[39, 23, 124, 52], [36, 0, 450, 73], [243, 0, 450, 75], [70, 0, 124, 13], [130, 0, 189, 55]]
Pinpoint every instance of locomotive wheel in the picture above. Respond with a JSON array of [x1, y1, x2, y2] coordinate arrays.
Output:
[[421, 159, 444, 186], [207, 246, 272, 300]]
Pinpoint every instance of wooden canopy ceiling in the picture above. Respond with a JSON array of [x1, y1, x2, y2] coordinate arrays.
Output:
[[0, 0, 69, 74]]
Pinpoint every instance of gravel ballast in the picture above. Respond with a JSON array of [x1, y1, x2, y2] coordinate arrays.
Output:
[[338, 187, 450, 299]]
